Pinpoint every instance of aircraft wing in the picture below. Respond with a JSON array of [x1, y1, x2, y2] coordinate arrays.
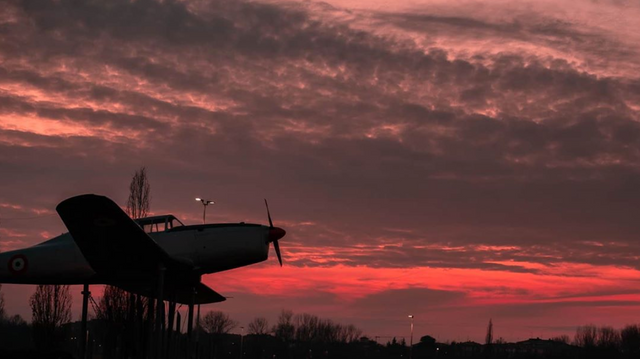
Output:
[[56, 194, 183, 277]]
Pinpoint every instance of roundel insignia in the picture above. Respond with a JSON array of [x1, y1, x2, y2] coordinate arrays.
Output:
[[8, 254, 28, 275], [94, 217, 117, 227]]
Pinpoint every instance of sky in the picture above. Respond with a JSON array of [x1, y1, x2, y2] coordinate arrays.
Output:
[[1, 0, 640, 343]]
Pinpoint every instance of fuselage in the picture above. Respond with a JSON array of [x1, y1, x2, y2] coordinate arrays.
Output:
[[0, 222, 270, 285]]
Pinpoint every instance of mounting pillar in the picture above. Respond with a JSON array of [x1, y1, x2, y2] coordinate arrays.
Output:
[[196, 303, 201, 359], [166, 300, 176, 356], [80, 284, 90, 359], [176, 311, 182, 358], [187, 288, 195, 359], [155, 266, 166, 359], [146, 296, 155, 359]]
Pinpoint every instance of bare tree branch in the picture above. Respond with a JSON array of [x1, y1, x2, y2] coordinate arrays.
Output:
[[201, 311, 237, 335], [126, 166, 151, 219], [273, 309, 295, 341], [0, 284, 5, 320], [29, 285, 72, 349], [248, 317, 270, 335]]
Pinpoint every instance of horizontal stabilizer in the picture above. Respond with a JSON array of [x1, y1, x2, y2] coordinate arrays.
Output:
[[180, 282, 226, 304], [116, 281, 226, 304]]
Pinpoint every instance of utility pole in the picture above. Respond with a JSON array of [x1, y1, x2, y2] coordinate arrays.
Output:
[[193, 197, 212, 359], [240, 326, 245, 359], [408, 315, 414, 359], [80, 284, 90, 359]]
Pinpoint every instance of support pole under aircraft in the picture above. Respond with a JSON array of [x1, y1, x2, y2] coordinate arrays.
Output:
[[196, 304, 201, 359], [80, 284, 90, 359], [136, 294, 144, 358], [166, 300, 176, 356], [156, 266, 166, 359], [147, 297, 155, 359], [187, 288, 195, 359], [176, 311, 182, 359]]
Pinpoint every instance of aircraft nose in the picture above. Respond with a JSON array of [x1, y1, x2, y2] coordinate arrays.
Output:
[[268, 227, 286, 242]]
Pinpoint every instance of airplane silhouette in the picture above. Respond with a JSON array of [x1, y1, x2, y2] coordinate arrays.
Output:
[[0, 194, 287, 357], [1, 194, 286, 303]]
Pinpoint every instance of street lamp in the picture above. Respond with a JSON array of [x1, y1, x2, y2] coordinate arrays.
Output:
[[240, 326, 245, 359], [408, 315, 414, 359], [195, 198, 214, 224]]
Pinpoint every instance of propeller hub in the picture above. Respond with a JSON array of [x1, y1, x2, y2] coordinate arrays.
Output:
[[268, 227, 286, 242]]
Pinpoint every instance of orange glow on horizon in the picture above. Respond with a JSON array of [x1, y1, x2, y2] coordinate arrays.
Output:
[[208, 262, 640, 304]]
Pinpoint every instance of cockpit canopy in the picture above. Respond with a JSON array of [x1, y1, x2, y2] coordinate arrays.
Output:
[[135, 215, 184, 233]]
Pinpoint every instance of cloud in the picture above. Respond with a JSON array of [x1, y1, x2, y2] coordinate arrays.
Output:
[[0, 0, 639, 272], [351, 288, 466, 316], [0, 0, 640, 341]]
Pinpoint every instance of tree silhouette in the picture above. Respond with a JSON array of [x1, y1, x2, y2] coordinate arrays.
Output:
[[340, 324, 363, 343], [270, 310, 361, 345], [248, 317, 270, 335], [273, 309, 295, 341], [621, 324, 640, 355], [90, 167, 153, 358], [95, 285, 130, 326], [485, 318, 493, 345], [295, 313, 320, 342], [94, 285, 132, 359], [574, 325, 597, 348], [201, 311, 237, 334], [126, 166, 151, 219], [199, 311, 237, 359], [123, 166, 152, 358], [551, 334, 570, 344], [0, 284, 5, 320], [0, 313, 31, 351], [597, 326, 620, 351], [29, 285, 72, 350]]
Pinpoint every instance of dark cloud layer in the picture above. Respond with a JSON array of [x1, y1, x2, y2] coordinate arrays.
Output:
[[1, 0, 639, 340], [1, 0, 639, 272]]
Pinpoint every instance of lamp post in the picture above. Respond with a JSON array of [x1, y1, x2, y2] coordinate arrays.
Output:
[[194, 197, 212, 359], [408, 315, 414, 359], [195, 300, 201, 359], [240, 326, 245, 359], [195, 198, 214, 224]]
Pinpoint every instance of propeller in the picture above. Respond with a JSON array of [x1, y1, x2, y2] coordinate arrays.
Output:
[[265, 199, 286, 266]]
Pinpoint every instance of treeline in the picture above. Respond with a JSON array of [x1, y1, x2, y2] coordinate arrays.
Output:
[[429, 324, 640, 359], [6, 284, 640, 359], [198, 309, 362, 343], [0, 283, 76, 357], [0, 284, 32, 352], [0, 281, 367, 358], [176, 309, 365, 359], [570, 324, 640, 357], [270, 310, 362, 343]]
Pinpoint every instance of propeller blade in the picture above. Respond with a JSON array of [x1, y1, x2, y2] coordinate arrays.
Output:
[[264, 199, 273, 228], [273, 239, 283, 266], [264, 199, 284, 266]]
